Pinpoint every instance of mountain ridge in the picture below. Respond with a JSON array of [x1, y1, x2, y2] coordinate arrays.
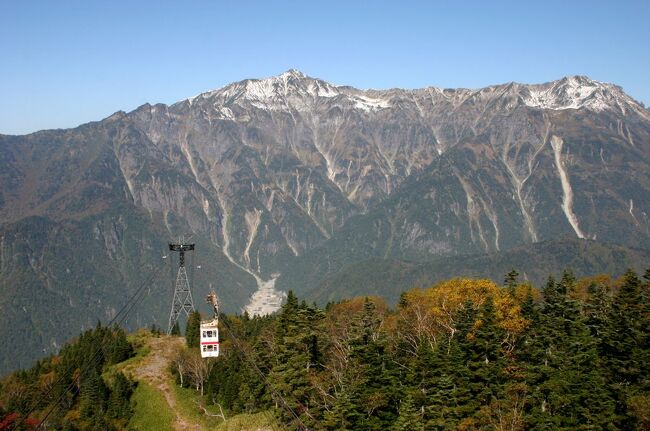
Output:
[[4, 71, 648, 140], [1, 70, 649, 373], [174, 70, 646, 115]]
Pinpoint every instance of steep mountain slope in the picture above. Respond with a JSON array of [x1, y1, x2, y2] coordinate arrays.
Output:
[[0, 120, 257, 373], [1, 70, 649, 373]]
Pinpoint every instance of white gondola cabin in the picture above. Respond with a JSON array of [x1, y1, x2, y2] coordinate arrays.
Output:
[[200, 291, 220, 358], [200, 318, 220, 358]]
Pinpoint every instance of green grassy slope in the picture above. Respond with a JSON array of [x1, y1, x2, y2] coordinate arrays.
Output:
[[129, 382, 175, 431]]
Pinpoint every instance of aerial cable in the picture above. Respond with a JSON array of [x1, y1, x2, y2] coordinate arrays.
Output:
[[13, 268, 162, 431], [219, 316, 309, 431]]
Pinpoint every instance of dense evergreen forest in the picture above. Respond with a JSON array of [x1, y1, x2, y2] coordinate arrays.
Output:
[[1, 268, 649, 430], [194, 269, 650, 430], [0, 325, 135, 430]]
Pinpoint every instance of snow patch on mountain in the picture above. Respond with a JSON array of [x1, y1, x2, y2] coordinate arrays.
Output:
[[178, 70, 396, 114], [179, 71, 648, 123], [523, 76, 632, 112], [352, 94, 392, 112]]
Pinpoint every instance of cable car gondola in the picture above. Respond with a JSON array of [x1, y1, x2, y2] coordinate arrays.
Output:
[[200, 292, 220, 358]]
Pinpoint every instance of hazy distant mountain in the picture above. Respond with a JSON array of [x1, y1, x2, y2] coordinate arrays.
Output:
[[1, 70, 649, 373]]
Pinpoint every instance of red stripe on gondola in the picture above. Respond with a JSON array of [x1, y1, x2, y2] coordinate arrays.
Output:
[[201, 341, 220, 345]]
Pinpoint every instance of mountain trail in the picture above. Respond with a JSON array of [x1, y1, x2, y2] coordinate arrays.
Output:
[[129, 336, 202, 431]]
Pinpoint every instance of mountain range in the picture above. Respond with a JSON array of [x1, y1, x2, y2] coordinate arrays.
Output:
[[1, 69, 649, 373]]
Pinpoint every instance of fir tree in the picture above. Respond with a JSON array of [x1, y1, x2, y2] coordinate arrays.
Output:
[[323, 384, 357, 431], [345, 299, 399, 430], [107, 372, 134, 419], [106, 326, 133, 364], [79, 368, 108, 420], [463, 297, 506, 412], [604, 269, 646, 385], [504, 269, 520, 296], [269, 294, 317, 428], [392, 394, 422, 431], [185, 310, 201, 348], [602, 269, 649, 428], [414, 339, 467, 429], [170, 320, 181, 336], [525, 270, 615, 429], [584, 281, 611, 339]]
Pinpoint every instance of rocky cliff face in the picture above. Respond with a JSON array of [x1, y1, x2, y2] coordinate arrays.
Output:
[[1, 70, 649, 373]]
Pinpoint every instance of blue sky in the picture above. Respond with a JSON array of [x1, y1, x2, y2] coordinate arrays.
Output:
[[1, 0, 648, 135]]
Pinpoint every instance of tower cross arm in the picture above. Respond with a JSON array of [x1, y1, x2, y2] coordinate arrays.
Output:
[[169, 243, 195, 252]]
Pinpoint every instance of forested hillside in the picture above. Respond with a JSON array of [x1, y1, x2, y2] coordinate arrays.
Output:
[[2, 268, 649, 430], [198, 269, 650, 430], [0, 325, 135, 430]]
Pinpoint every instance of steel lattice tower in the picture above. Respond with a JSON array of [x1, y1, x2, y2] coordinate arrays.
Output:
[[167, 242, 196, 334]]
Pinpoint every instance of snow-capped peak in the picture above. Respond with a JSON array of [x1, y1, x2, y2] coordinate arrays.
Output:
[[179, 70, 310, 106], [278, 69, 307, 79], [522, 75, 635, 113], [177, 73, 642, 120], [183, 69, 389, 114]]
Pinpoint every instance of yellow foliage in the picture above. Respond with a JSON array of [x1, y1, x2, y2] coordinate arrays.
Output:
[[514, 283, 541, 303], [401, 278, 528, 341], [0, 375, 28, 404], [575, 274, 614, 300], [382, 313, 398, 333], [628, 395, 650, 430], [326, 296, 388, 329], [328, 296, 388, 316], [38, 371, 57, 391], [64, 408, 81, 422]]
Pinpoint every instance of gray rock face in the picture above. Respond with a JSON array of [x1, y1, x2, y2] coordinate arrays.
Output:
[[1, 70, 649, 373]]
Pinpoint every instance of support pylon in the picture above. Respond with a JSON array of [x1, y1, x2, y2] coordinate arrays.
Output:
[[167, 242, 196, 334]]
